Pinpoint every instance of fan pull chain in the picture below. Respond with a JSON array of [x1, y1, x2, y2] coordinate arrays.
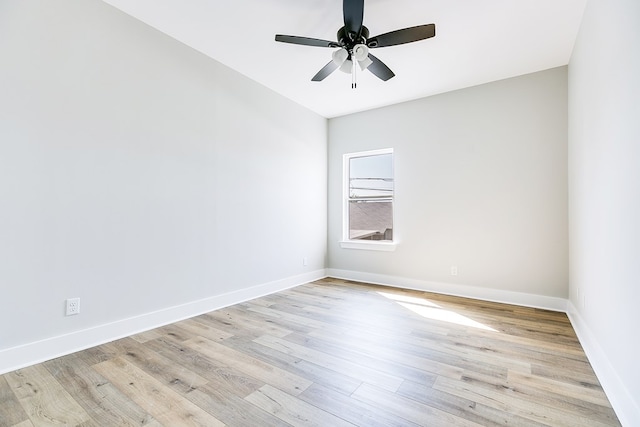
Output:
[[352, 59, 357, 89]]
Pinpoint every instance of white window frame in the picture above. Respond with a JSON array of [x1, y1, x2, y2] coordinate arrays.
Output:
[[340, 148, 397, 251]]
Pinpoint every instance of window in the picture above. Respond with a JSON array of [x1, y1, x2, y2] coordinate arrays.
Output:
[[341, 149, 396, 251]]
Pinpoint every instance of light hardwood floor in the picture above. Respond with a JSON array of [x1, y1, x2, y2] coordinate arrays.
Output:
[[0, 278, 620, 426]]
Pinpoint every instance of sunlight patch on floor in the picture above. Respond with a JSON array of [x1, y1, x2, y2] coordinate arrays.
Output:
[[377, 291, 498, 332]]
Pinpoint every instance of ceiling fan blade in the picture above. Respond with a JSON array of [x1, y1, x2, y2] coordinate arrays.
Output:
[[312, 61, 339, 81], [275, 35, 338, 48], [343, 0, 364, 40], [367, 53, 395, 81], [367, 24, 436, 48]]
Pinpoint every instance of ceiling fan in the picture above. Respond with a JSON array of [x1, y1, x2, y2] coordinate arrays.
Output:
[[275, 0, 436, 85]]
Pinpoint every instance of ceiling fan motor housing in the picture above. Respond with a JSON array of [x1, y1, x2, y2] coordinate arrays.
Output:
[[338, 26, 370, 49]]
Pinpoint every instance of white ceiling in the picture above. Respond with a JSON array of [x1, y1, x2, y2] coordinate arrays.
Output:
[[101, 0, 587, 118]]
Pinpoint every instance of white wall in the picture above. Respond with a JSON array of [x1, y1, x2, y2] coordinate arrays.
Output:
[[0, 0, 327, 370], [568, 0, 640, 424], [328, 68, 568, 307]]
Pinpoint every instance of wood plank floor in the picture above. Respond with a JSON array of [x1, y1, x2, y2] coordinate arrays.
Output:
[[0, 278, 620, 426]]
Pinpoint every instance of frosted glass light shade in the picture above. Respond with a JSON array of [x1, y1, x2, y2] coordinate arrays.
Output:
[[352, 44, 369, 61], [358, 57, 373, 70], [332, 48, 348, 66], [339, 59, 353, 73]]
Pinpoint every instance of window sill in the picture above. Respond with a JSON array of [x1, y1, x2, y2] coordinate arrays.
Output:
[[339, 240, 397, 251]]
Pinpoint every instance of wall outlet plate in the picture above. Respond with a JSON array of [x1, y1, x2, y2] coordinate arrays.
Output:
[[66, 298, 80, 316]]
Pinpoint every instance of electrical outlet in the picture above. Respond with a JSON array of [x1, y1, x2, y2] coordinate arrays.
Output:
[[66, 298, 80, 316], [450, 266, 458, 276], [303, 257, 308, 267]]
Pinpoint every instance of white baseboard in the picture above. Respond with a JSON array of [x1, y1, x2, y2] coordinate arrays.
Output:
[[566, 301, 640, 427], [327, 268, 567, 312], [0, 269, 327, 376]]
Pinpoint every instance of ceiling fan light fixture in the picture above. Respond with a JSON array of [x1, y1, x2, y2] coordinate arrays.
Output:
[[358, 56, 373, 70], [352, 44, 369, 61], [339, 59, 353, 73], [332, 48, 348, 66]]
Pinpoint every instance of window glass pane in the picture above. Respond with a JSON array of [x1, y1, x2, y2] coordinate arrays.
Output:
[[349, 154, 393, 199], [349, 200, 393, 241]]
